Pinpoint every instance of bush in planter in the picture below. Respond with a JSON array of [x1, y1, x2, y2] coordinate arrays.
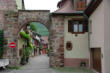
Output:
[[20, 31, 34, 64], [21, 47, 32, 65], [80, 61, 86, 67], [20, 56, 27, 65]]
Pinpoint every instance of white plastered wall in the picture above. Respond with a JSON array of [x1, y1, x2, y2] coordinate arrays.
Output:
[[64, 16, 89, 59], [89, 2, 105, 73]]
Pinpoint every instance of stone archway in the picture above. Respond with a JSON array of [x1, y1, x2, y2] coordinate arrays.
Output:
[[3, 10, 64, 67], [18, 11, 65, 67], [17, 10, 52, 65], [18, 10, 50, 32]]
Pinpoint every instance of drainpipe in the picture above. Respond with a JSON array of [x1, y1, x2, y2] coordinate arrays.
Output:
[[83, 13, 91, 68]]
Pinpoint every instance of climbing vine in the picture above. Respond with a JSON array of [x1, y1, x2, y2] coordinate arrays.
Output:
[[20, 31, 33, 48], [0, 30, 4, 58], [20, 31, 33, 64]]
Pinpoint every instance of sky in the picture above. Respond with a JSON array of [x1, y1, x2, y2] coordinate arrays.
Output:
[[24, 0, 61, 12]]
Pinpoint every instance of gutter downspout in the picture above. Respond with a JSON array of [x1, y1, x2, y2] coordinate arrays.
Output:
[[83, 13, 91, 68], [22, 0, 25, 10]]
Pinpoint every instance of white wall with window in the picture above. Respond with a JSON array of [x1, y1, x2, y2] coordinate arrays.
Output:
[[64, 16, 89, 59]]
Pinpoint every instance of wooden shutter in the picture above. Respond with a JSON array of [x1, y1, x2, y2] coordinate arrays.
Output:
[[68, 20, 73, 33], [83, 21, 88, 32]]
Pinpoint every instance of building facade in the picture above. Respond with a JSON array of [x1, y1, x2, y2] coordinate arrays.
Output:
[[16, 0, 25, 10], [0, 0, 110, 73], [85, 0, 110, 73], [50, 0, 89, 67]]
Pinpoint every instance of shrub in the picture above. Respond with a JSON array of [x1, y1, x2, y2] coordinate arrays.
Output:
[[0, 30, 4, 58]]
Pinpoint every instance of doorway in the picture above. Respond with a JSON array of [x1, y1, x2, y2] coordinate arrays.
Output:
[[91, 48, 102, 73]]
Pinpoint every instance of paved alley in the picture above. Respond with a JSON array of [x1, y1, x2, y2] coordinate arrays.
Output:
[[3, 55, 54, 73], [0, 55, 95, 73]]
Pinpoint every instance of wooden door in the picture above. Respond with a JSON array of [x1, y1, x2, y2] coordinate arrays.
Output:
[[91, 48, 102, 73]]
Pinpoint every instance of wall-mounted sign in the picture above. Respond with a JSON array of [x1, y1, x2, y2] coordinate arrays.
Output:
[[9, 42, 16, 48]]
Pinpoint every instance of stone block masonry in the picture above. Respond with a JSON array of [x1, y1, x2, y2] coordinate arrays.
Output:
[[50, 15, 65, 67], [3, 11, 19, 66], [0, 0, 17, 10], [0, 1, 65, 67]]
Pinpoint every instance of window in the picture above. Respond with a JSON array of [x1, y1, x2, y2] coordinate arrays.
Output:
[[68, 19, 88, 34], [76, 0, 86, 11], [74, 21, 78, 32], [79, 24, 83, 32], [73, 21, 83, 33]]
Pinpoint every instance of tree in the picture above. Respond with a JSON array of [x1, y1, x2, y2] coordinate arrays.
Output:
[[30, 23, 37, 32]]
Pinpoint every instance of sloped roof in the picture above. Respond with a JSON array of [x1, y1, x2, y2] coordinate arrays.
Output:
[[84, 0, 103, 17], [57, 0, 66, 8], [54, 0, 74, 13]]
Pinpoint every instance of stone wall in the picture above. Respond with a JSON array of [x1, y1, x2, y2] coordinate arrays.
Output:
[[0, 10, 51, 66], [0, 0, 18, 66], [0, 11, 4, 30], [0, 8, 65, 67], [50, 15, 65, 67], [0, 0, 17, 10], [18, 10, 50, 32], [3, 11, 19, 66], [0, 0, 65, 67]]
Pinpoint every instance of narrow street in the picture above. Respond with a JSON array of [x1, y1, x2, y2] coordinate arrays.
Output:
[[0, 55, 95, 73], [8, 55, 54, 73]]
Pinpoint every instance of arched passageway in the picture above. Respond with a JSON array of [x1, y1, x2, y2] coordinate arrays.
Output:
[[17, 10, 64, 67], [18, 21, 50, 65], [3, 10, 64, 67]]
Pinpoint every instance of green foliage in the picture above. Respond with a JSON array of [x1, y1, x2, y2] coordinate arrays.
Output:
[[30, 22, 49, 36], [20, 31, 31, 41], [21, 47, 32, 65], [30, 23, 37, 32], [0, 30, 4, 58], [39, 45, 43, 51], [46, 48, 50, 54], [20, 31, 33, 63], [53, 67, 95, 73], [27, 43, 33, 49], [8, 66, 20, 70], [24, 47, 32, 58], [20, 31, 32, 48]]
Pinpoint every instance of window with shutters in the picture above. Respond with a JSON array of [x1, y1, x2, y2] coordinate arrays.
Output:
[[73, 21, 83, 33], [68, 19, 88, 34], [76, 0, 86, 11]]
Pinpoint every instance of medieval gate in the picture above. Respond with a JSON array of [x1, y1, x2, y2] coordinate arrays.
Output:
[[3, 10, 64, 67]]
